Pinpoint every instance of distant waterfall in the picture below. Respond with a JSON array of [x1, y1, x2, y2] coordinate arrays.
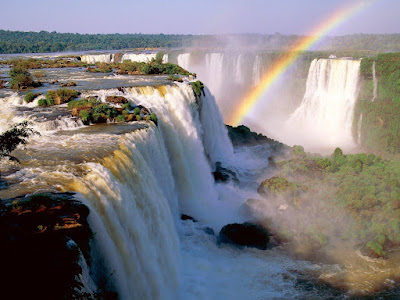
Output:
[[120, 53, 157, 62], [357, 113, 363, 145], [252, 55, 262, 86], [287, 59, 361, 150], [205, 53, 224, 96], [81, 53, 167, 64], [81, 54, 114, 63], [372, 61, 378, 102], [234, 54, 244, 84], [177, 53, 191, 71]]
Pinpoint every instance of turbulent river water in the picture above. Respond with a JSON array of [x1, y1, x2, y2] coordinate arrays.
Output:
[[0, 54, 399, 299]]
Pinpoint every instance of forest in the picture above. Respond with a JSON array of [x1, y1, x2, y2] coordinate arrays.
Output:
[[4, 30, 400, 54]]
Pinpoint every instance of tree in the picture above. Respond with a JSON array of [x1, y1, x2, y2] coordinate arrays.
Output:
[[0, 121, 39, 162]]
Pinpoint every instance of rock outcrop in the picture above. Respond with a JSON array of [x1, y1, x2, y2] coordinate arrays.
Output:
[[218, 222, 269, 250]]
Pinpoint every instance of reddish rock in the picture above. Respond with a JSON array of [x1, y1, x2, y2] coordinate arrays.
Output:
[[106, 96, 128, 104]]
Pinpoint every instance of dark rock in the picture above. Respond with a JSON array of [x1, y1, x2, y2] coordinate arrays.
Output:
[[181, 214, 197, 222], [50, 80, 59, 84], [213, 162, 238, 183], [117, 87, 124, 93], [106, 96, 128, 104], [203, 227, 215, 235], [0, 192, 94, 299], [218, 222, 269, 250]]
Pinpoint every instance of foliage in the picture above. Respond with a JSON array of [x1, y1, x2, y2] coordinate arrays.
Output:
[[45, 88, 79, 106], [68, 98, 157, 125], [356, 53, 400, 156], [115, 59, 190, 76], [8, 67, 40, 89], [1, 57, 87, 69], [190, 80, 204, 98], [24, 92, 40, 103], [149, 113, 158, 125], [274, 149, 400, 257], [4, 30, 400, 54], [0, 121, 38, 162]]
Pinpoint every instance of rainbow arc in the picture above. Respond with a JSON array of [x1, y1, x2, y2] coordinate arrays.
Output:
[[228, 1, 373, 126]]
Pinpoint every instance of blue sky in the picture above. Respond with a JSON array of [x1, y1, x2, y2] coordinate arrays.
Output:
[[0, 0, 398, 35]]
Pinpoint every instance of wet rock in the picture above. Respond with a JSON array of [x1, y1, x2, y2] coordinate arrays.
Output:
[[106, 95, 128, 104], [0, 192, 93, 299], [181, 214, 197, 222], [117, 87, 124, 93], [61, 81, 77, 87], [218, 222, 269, 250], [213, 162, 238, 183]]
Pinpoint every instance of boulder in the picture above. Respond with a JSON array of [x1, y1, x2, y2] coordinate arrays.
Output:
[[106, 96, 128, 104], [71, 106, 91, 117], [0, 192, 93, 299], [181, 214, 197, 222], [213, 162, 238, 183], [61, 81, 77, 87], [218, 222, 269, 250]]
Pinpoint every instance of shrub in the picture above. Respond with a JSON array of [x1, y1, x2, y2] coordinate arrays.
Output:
[[133, 107, 141, 115], [38, 99, 48, 107], [149, 113, 158, 125], [190, 81, 204, 98], [24, 92, 40, 103], [115, 115, 125, 122], [79, 110, 90, 123], [136, 115, 142, 121], [9, 67, 40, 89]]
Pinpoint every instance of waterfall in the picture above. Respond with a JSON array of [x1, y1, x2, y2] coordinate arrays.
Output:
[[120, 53, 157, 63], [163, 54, 169, 63], [205, 53, 224, 99], [287, 58, 361, 150], [1, 82, 234, 299], [70, 127, 181, 300], [177, 53, 191, 71], [252, 55, 262, 86], [357, 113, 363, 145], [372, 61, 378, 102], [234, 54, 244, 84], [81, 54, 114, 64]]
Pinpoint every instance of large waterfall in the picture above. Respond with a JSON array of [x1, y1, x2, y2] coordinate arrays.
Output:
[[286, 58, 361, 151], [0, 83, 235, 299]]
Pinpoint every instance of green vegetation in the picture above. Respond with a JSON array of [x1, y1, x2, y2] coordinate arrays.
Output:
[[1, 57, 88, 69], [190, 80, 205, 98], [3, 30, 400, 54], [115, 59, 190, 75], [8, 67, 41, 89], [68, 98, 157, 125], [356, 53, 400, 157], [0, 121, 38, 163], [267, 147, 400, 257], [45, 88, 79, 105], [24, 92, 41, 103], [86, 62, 113, 73]]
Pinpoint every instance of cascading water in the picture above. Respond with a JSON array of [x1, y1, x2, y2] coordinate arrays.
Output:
[[120, 53, 157, 63], [81, 54, 114, 64], [252, 55, 262, 86], [205, 53, 225, 96], [372, 61, 378, 102], [177, 53, 191, 71], [285, 58, 361, 151]]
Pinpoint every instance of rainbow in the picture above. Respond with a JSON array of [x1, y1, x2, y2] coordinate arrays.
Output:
[[228, 1, 372, 126]]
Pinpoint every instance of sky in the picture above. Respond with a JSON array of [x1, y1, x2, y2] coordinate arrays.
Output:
[[0, 0, 399, 35]]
